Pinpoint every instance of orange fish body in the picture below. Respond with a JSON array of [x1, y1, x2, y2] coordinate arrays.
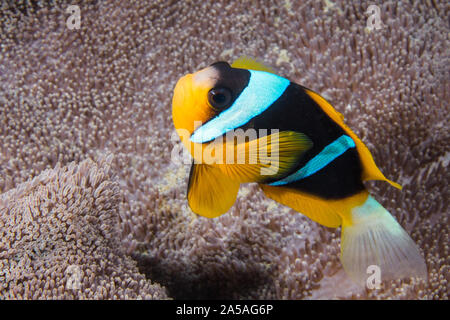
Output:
[[172, 57, 427, 286]]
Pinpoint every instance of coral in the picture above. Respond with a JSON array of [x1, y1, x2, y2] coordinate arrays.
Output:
[[0, 0, 448, 299], [0, 156, 168, 299]]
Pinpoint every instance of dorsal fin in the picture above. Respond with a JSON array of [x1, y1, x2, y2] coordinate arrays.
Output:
[[303, 88, 402, 190], [231, 56, 275, 73]]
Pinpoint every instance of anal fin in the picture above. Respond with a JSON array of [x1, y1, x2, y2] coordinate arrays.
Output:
[[260, 185, 369, 228]]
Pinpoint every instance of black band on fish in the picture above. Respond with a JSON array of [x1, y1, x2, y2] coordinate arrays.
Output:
[[269, 135, 356, 186]]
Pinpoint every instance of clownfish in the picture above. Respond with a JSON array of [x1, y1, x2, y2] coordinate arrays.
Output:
[[171, 57, 427, 286]]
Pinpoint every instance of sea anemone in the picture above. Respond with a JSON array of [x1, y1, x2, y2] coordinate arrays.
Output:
[[0, 0, 447, 299]]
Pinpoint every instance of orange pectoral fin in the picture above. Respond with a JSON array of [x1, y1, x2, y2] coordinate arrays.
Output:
[[304, 88, 402, 190], [187, 162, 240, 218], [216, 130, 313, 183], [260, 185, 370, 228]]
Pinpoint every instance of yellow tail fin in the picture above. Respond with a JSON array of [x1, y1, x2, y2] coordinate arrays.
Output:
[[341, 195, 427, 286]]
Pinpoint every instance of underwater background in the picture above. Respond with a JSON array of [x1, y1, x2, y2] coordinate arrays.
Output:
[[0, 0, 448, 299]]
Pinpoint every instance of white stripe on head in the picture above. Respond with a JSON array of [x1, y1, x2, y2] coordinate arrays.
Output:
[[191, 70, 290, 143]]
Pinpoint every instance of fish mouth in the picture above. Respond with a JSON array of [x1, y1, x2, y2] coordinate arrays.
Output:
[[172, 73, 198, 132], [173, 74, 190, 109]]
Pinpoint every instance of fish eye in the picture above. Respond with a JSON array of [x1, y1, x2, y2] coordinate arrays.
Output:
[[208, 87, 232, 110]]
